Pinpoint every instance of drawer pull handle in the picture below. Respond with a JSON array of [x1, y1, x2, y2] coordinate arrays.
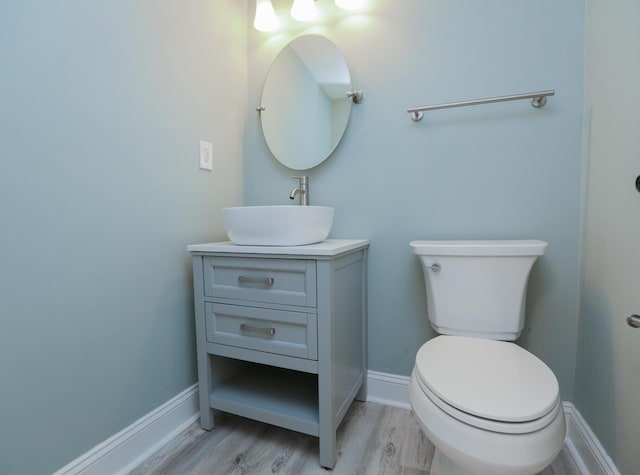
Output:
[[238, 276, 275, 286], [240, 323, 276, 336]]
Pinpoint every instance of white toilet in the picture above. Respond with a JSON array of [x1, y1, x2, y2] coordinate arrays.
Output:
[[409, 240, 565, 475]]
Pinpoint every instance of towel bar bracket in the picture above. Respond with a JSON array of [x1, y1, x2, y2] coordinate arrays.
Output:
[[531, 95, 548, 108]]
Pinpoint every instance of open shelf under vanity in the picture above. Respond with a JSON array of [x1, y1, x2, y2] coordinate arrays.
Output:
[[209, 361, 319, 436]]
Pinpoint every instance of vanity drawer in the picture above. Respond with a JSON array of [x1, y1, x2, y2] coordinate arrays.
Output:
[[205, 303, 317, 360], [203, 257, 317, 307]]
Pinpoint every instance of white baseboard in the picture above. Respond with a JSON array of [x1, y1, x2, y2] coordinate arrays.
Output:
[[53, 372, 619, 475], [53, 384, 199, 475], [563, 402, 620, 475], [366, 370, 411, 409]]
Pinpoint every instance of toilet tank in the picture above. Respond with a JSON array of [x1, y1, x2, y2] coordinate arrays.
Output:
[[410, 240, 547, 340]]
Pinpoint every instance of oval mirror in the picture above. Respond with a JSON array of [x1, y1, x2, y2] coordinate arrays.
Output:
[[260, 35, 354, 170]]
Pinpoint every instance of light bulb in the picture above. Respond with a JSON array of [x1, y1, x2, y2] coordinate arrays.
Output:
[[335, 0, 364, 10], [291, 0, 317, 22], [254, 0, 280, 32]]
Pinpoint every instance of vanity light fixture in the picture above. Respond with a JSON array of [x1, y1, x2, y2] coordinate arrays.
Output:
[[253, 0, 367, 32], [335, 0, 364, 10], [254, 0, 280, 32], [290, 0, 318, 22]]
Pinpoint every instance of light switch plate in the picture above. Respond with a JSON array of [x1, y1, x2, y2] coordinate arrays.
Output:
[[199, 140, 213, 171]]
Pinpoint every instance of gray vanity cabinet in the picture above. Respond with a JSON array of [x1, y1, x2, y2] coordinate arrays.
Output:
[[188, 240, 368, 469]]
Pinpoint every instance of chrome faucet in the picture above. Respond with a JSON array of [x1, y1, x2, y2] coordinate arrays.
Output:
[[289, 176, 309, 206]]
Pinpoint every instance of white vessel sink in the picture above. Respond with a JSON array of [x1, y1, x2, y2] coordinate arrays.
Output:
[[222, 206, 334, 246]]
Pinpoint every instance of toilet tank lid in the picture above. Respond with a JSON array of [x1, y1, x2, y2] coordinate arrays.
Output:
[[410, 240, 547, 256]]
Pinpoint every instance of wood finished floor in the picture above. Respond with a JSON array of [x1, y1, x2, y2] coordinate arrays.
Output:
[[130, 401, 581, 475]]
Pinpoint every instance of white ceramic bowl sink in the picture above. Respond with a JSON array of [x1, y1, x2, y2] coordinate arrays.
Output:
[[222, 206, 334, 246]]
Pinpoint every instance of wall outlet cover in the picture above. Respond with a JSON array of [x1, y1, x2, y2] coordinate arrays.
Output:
[[200, 140, 213, 171]]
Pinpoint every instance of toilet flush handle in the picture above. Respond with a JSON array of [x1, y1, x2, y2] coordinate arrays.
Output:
[[627, 315, 640, 328], [426, 263, 441, 273]]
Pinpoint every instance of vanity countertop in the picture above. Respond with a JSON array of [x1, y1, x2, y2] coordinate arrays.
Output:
[[187, 239, 369, 256]]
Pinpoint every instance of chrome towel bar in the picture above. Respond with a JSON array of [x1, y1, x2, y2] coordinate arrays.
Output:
[[407, 90, 555, 121]]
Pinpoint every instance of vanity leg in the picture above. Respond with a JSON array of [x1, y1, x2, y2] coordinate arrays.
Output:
[[355, 373, 367, 402], [318, 361, 336, 469], [356, 249, 368, 404], [318, 428, 337, 469], [197, 354, 214, 430], [192, 256, 214, 430], [317, 260, 337, 469]]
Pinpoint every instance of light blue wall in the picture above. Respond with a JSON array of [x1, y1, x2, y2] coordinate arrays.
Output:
[[575, 1, 640, 473], [0, 1, 246, 473], [245, 0, 585, 398]]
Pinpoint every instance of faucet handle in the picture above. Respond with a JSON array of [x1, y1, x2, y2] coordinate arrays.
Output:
[[292, 175, 308, 185]]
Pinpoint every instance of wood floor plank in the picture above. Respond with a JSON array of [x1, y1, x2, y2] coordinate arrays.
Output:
[[129, 412, 242, 475], [400, 467, 429, 475], [358, 405, 412, 475], [189, 417, 274, 474], [270, 432, 325, 475], [128, 402, 584, 475], [261, 428, 306, 474], [285, 399, 384, 474], [331, 400, 385, 473], [401, 412, 434, 472]]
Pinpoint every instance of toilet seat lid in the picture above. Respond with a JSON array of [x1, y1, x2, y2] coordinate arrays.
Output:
[[415, 336, 559, 423]]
